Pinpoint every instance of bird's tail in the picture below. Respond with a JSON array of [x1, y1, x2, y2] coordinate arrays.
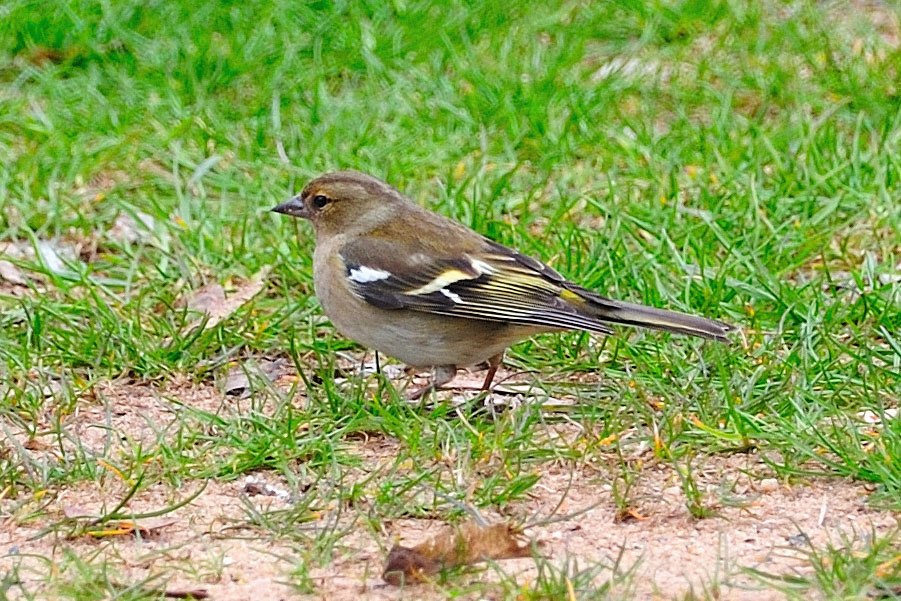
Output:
[[566, 284, 733, 342]]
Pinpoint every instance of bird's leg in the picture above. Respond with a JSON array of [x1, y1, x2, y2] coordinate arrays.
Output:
[[406, 365, 457, 400], [480, 352, 504, 392], [374, 351, 381, 375]]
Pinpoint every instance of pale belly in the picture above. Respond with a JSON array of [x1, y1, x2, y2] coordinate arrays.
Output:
[[327, 300, 527, 367]]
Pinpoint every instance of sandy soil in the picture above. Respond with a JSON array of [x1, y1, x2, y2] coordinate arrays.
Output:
[[2, 378, 898, 601]]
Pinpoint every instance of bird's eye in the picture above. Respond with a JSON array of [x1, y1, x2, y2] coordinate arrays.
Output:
[[312, 194, 329, 209]]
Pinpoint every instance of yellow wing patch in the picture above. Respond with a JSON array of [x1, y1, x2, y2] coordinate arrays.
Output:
[[406, 268, 477, 295], [559, 288, 586, 304]]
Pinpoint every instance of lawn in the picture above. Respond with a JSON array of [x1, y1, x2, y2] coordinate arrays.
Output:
[[1, 0, 900, 599]]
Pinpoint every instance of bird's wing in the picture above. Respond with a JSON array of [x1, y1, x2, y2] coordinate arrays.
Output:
[[337, 236, 615, 335]]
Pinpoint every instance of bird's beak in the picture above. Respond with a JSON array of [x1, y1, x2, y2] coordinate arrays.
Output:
[[271, 195, 310, 219]]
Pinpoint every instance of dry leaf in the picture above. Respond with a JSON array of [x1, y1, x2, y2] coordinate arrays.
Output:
[[1, 241, 41, 290], [108, 583, 209, 600], [615, 507, 648, 523], [23, 437, 49, 451], [383, 520, 532, 585], [242, 475, 291, 500], [0, 259, 26, 285], [162, 589, 210, 599], [187, 284, 226, 314], [86, 517, 177, 538], [225, 358, 292, 397], [109, 211, 156, 245], [180, 267, 270, 336], [36, 240, 72, 275], [0, 241, 33, 261], [383, 547, 440, 585], [355, 359, 407, 380], [858, 408, 899, 425]]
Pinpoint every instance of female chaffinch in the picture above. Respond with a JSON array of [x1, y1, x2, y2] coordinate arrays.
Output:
[[273, 171, 732, 398]]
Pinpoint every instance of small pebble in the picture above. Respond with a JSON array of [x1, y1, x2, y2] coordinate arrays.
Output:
[[759, 478, 779, 493], [788, 533, 810, 547], [663, 485, 682, 498]]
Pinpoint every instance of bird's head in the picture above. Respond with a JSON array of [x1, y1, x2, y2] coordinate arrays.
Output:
[[272, 170, 406, 235]]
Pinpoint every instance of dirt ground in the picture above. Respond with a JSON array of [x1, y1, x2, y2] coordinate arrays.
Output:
[[2, 379, 899, 600]]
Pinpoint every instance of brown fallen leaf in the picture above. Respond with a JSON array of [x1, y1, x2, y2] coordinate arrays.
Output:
[[23, 437, 49, 451], [162, 589, 210, 600], [185, 282, 225, 313], [85, 517, 177, 538], [36, 240, 76, 276], [109, 210, 157, 245], [108, 583, 209, 600], [0, 259, 27, 285], [241, 475, 291, 500], [25, 45, 66, 65], [875, 553, 901, 578], [383, 520, 532, 585], [180, 267, 270, 336], [224, 357, 292, 397], [614, 507, 648, 523]]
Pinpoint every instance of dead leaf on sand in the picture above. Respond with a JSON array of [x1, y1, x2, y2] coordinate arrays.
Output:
[[83, 516, 178, 539], [0, 238, 112, 289], [110, 583, 210, 600], [383, 520, 533, 585], [159, 589, 210, 600], [0, 258, 26, 285], [60, 507, 179, 539], [108, 210, 157, 245], [224, 357, 293, 397], [36, 240, 75, 276], [179, 267, 270, 336]]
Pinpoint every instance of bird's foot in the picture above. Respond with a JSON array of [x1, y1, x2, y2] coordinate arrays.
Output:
[[404, 364, 457, 401], [479, 352, 504, 392]]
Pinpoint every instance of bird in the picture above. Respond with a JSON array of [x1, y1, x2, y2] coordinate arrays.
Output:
[[272, 170, 732, 399]]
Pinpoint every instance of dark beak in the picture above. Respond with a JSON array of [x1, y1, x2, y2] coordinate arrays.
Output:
[[271, 195, 310, 219]]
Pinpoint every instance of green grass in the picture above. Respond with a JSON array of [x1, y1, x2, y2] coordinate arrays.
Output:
[[1, 0, 900, 598]]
